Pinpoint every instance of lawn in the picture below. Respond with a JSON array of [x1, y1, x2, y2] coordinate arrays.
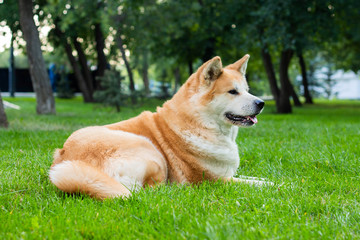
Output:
[[1, 97, 359, 239]]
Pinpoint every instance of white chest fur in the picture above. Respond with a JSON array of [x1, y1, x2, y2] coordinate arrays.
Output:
[[181, 129, 240, 178]]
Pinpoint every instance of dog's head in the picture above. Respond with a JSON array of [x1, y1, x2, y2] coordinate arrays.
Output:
[[187, 55, 264, 128]]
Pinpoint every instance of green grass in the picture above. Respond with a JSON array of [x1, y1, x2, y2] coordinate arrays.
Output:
[[1, 97, 359, 239]]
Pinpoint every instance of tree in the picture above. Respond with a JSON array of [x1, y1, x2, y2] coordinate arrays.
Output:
[[140, 51, 150, 96], [234, 0, 294, 113], [330, 0, 360, 73], [297, 51, 313, 103], [0, 91, 9, 128], [45, 0, 113, 101], [18, 0, 55, 114], [140, 0, 228, 75], [72, 37, 94, 96], [113, 0, 159, 96], [0, 1, 19, 98], [292, 1, 338, 104], [94, 70, 126, 112], [260, 46, 281, 109], [52, 22, 94, 102], [228, 0, 338, 112], [93, 2, 109, 81], [278, 49, 294, 113], [112, 14, 136, 95], [94, 22, 108, 81], [115, 26, 135, 93], [8, 32, 16, 97]]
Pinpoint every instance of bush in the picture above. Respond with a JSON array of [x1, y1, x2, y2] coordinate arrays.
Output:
[[94, 70, 126, 112]]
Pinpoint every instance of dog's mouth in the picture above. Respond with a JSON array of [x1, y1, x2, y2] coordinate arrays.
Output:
[[225, 112, 258, 126]]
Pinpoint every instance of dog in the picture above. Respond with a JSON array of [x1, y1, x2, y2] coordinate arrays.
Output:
[[49, 54, 268, 200]]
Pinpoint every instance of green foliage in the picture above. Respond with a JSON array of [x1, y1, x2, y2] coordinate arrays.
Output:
[[239, 0, 336, 51], [330, 0, 360, 72], [94, 69, 126, 112], [1, 98, 360, 238], [0, 0, 20, 32], [139, 0, 234, 64], [0, 0, 359, 103]]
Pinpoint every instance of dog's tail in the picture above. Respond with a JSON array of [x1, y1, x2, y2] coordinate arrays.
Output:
[[49, 160, 131, 200]]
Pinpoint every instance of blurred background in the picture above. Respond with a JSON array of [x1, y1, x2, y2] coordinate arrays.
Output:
[[0, 0, 359, 115]]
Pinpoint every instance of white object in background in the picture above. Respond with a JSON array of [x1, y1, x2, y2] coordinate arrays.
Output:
[[3, 101, 20, 110]]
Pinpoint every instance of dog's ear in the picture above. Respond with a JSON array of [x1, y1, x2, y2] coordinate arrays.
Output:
[[202, 56, 223, 82], [226, 54, 250, 75]]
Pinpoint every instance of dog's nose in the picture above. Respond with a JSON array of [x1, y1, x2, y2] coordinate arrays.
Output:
[[255, 99, 265, 110]]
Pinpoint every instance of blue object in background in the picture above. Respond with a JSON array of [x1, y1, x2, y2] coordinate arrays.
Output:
[[48, 63, 57, 92]]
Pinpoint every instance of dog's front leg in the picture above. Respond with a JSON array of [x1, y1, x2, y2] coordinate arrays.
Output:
[[223, 177, 274, 186]]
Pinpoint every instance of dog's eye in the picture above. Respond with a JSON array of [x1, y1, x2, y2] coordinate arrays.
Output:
[[228, 89, 238, 95]]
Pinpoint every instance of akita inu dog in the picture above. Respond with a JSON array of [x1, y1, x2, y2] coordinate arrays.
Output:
[[49, 54, 268, 200]]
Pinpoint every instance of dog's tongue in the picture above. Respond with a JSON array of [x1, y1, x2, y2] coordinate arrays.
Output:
[[249, 116, 258, 124]]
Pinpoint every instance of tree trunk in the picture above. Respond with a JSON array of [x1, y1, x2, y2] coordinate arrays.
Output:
[[116, 33, 135, 93], [18, 0, 55, 114], [113, 12, 136, 103], [141, 50, 150, 96], [64, 41, 93, 102], [288, 81, 302, 106], [173, 66, 181, 95], [116, 34, 136, 103], [261, 47, 280, 103], [73, 37, 94, 94], [0, 91, 9, 128], [278, 49, 293, 113], [54, 24, 93, 102], [8, 34, 15, 97], [298, 52, 313, 104], [281, 50, 301, 107], [94, 23, 108, 89]]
